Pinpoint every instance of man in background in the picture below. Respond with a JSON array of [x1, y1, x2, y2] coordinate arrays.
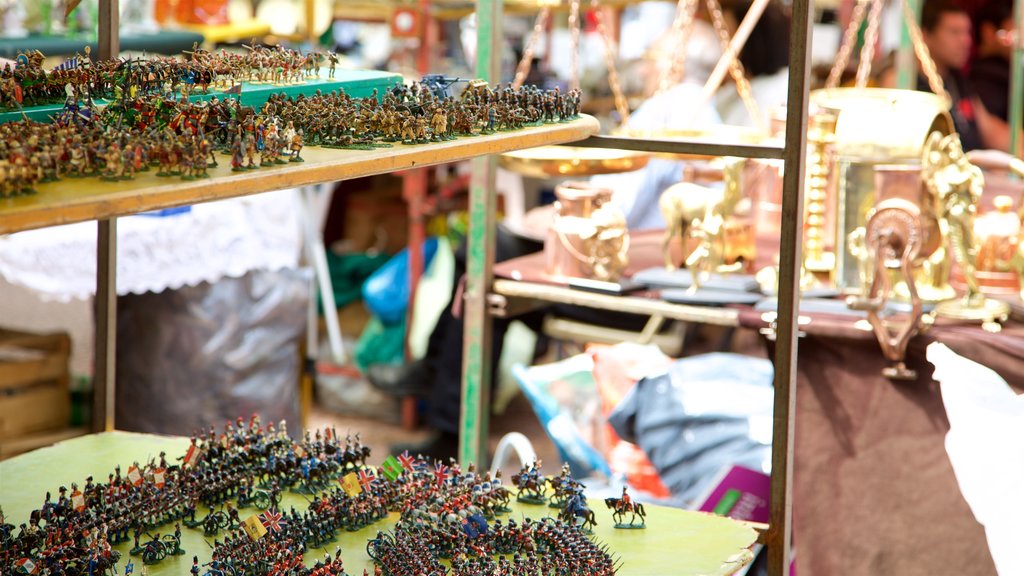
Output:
[[919, 0, 1011, 151], [971, 0, 1019, 130]]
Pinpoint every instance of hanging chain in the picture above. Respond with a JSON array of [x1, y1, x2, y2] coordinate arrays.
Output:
[[705, 0, 763, 129], [826, 0, 870, 88], [591, 0, 632, 124], [855, 0, 886, 87], [569, 0, 582, 92], [902, 0, 950, 105], [657, 0, 700, 95], [512, 7, 551, 89]]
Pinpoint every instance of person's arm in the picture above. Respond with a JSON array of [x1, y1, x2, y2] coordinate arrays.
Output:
[[974, 97, 1023, 156]]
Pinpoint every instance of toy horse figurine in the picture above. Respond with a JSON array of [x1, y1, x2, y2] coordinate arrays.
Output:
[[658, 158, 745, 289]]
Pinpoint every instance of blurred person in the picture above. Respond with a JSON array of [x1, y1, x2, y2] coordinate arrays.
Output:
[[971, 0, 1019, 129], [918, 0, 1011, 151], [714, 0, 792, 128]]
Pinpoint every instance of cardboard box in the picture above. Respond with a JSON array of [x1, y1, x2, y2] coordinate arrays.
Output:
[[0, 329, 71, 439]]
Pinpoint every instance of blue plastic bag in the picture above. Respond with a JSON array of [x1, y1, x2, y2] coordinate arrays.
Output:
[[362, 237, 439, 325]]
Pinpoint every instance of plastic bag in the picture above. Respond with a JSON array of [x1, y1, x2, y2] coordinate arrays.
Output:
[[608, 353, 774, 504], [353, 316, 406, 372], [590, 343, 675, 498], [115, 268, 310, 436], [362, 237, 439, 325], [512, 355, 613, 479]]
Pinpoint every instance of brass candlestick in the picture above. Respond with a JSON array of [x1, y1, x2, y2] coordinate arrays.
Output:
[[804, 111, 838, 275]]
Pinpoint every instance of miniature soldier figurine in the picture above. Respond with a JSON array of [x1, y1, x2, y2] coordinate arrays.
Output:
[[230, 135, 244, 172], [289, 128, 304, 162], [190, 556, 200, 576], [328, 52, 339, 78]]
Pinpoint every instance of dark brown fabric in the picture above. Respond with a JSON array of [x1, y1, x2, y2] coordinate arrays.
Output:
[[741, 309, 1024, 576]]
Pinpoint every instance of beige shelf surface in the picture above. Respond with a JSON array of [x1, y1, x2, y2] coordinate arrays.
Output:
[[0, 116, 599, 235]]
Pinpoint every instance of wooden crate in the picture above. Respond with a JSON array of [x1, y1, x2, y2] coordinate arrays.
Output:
[[0, 329, 71, 440]]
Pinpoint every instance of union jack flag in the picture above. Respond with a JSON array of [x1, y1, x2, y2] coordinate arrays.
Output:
[[259, 510, 285, 533], [397, 451, 415, 471], [433, 462, 448, 485], [357, 469, 377, 490]]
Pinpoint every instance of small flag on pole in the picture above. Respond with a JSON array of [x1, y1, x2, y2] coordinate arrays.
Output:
[[339, 472, 361, 497], [183, 444, 201, 467], [15, 558, 37, 574], [241, 514, 268, 541], [293, 444, 307, 458], [433, 462, 449, 486], [357, 469, 376, 491], [380, 455, 404, 481], [397, 451, 415, 471], [462, 514, 488, 538], [52, 57, 80, 72], [126, 466, 143, 487], [71, 489, 86, 513], [259, 510, 285, 533], [153, 468, 166, 489]]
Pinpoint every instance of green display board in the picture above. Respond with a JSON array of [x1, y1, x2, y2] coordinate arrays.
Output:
[[0, 31, 206, 60], [0, 432, 759, 576], [0, 68, 402, 125]]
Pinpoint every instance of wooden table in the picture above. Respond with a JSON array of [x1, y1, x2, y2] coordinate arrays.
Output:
[[0, 432, 761, 576]]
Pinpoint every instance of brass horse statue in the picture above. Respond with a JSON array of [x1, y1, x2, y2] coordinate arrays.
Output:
[[659, 158, 746, 288]]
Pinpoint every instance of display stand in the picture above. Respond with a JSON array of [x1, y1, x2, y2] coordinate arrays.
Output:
[[458, 1, 813, 575]]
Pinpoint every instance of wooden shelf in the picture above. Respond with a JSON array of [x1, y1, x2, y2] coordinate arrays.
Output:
[[492, 279, 742, 326], [0, 116, 599, 235]]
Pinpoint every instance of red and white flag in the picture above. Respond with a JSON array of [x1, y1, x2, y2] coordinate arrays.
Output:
[[357, 469, 376, 491], [71, 489, 86, 513], [397, 450, 415, 471], [293, 444, 307, 458], [126, 466, 143, 487], [16, 558, 37, 574], [183, 444, 201, 467], [259, 509, 285, 533], [153, 468, 166, 489]]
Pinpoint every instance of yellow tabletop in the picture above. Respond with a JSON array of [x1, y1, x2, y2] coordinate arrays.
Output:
[[0, 432, 758, 575]]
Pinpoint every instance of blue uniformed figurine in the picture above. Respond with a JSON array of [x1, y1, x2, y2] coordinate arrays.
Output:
[[125, 559, 134, 576], [190, 556, 200, 576]]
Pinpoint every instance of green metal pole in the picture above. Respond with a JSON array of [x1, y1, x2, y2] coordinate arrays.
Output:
[[896, 0, 922, 90], [460, 0, 503, 468], [1009, 0, 1023, 157]]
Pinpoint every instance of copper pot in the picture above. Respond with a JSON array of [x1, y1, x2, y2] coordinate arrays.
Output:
[[544, 181, 629, 281]]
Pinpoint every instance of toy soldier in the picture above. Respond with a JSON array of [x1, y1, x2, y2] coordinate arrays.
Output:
[[230, 135, 244, 172], [289, 128, 304, 162]]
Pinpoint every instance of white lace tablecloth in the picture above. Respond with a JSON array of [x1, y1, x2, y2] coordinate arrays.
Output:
[[0, 189, 302, 302]]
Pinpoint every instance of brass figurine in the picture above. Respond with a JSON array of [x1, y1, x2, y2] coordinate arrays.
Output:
[[659, 158, 745, 289], [921, 132, 1010, 323]]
